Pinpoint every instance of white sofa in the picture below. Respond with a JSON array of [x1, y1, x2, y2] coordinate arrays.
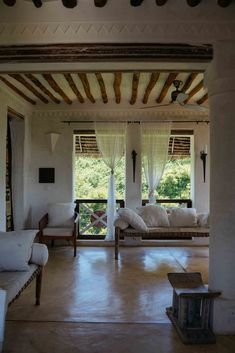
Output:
[[0, 230, 48, 352]]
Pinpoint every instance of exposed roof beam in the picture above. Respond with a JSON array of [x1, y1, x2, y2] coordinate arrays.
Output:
[[94, 0, 108, 7], [25, 73, 60, 104], [156, 0, 167, 5], [113, 72, 122, 104], [142, 72, 160, 104], [64, 73, 84, 103], [61, 0, 77, 8], [181, 73, 199, 93], [95, 73, 108, 104], [197, 93, 208, 105], [187, 0, 201, 6], [43, 74, 72, 105], [156, 73, 178, 104], [184, 80, 204, 104], [78, 73, 95, 103], [3, 0, 16, 6], [32, 0, 42, 8], [130, 72, 140, 105], [9, 74, 48, 104], [0, 76, 36, 105], [218, 0, 232, 7], [130, 0, 144, 6]]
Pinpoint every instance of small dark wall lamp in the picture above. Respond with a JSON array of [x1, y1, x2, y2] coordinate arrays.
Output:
[[200, 146, 207, 183], [131, 150, 137, 182]]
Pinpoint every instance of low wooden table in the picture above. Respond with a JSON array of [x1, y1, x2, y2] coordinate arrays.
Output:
[[166, 272, 221, 344]]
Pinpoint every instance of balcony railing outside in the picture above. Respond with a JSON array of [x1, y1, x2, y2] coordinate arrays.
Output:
[[75, 198, 192, 239]]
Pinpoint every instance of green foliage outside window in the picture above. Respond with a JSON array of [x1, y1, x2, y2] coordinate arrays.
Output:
[[74, 156, 191, 236]]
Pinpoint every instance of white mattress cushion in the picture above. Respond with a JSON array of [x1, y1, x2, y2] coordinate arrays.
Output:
[[0, 230, 37, 272], [197, 212, 210, 227], [47, 203, 74, 228], [114, 214, 129, 230], [168, 208, 197, 227], [137, 205, 170, 227], [0, 264, 37, 305], [42, 227, 73, 236], [117, 208, 148, 232]]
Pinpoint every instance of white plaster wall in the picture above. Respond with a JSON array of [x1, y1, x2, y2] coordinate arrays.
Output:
[[0, 1, 234, 45], [29, 113, 74, 227], [0, 93, 7, 231], [193, 123, 210, 213]]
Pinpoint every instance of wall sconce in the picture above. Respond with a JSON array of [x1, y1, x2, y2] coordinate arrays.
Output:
[[131, 150, 137, 182], [46, 132, 61, 153], [200, 145, 207, 183]]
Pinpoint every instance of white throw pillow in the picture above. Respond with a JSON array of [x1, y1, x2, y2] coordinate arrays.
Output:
[[114, 214, 129, 230], [117, 208, 148, 232], [0, 230, 37, 271], [168, 208, 197, 227], [47, 202, 74, 227], [197, 213, 210, 227], [137, 205, 170, 227]]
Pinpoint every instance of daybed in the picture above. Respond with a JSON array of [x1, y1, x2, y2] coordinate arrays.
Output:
[[114, 205, 209, 260], [0, 230, 49, 352]]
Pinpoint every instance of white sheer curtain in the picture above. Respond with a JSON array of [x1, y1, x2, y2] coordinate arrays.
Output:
[[95, 122, 126, 241], [141, 122, 171, 204]]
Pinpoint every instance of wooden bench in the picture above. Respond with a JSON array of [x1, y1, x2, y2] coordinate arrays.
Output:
[[114, 226, 209, 260], [166, 272, 220, 344]]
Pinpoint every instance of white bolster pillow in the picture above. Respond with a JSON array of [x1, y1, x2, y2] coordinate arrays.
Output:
[[30, 243, 49, 266]]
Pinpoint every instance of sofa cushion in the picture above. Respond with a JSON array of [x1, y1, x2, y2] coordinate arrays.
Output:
[[168, 208, 197, 227], [197, 212, 210, 227], [42, 227, 73, 236], [47, 203, 74, 228], [0, 230, 37, 272], [117, 208, 148, 232], [114, 214, 129, 230], [29, 243, 49, 266], [137, 205, 170, 227]]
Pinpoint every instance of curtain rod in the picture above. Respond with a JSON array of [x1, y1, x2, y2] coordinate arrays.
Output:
[[61, 120, 210, 124]]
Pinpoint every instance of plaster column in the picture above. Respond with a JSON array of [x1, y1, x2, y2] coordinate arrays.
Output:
[[125, 123, 142, 210], [193, 123, 210, 213], [206, 41, 235, 333]]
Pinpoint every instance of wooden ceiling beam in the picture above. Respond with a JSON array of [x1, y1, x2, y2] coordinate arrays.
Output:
[[9, 74, 48, 104], [25, 74, 60, 104], [130, 72, 140, 105], [78, 73, 95, 103], [113, 72, 122, 104], [61, 0, 77, 8], [95, 73, 108, 104], [197, 93, 208, 105], [0, 76, 36, 105], [181, 73, 199, 93], [3, 0, 16, 6], [32, 0, 42, 8], [43, 74, 72, 105], [143, 72, 160, 104], [218, 0, 232, 7], [94, 0, 108, 7], [130, 0, 144, 6], [156, 0, 167, 5], [64, 74, 84, 103], [184, 80, 204, 104], [156, 73, 178, 104], [187, 0, 201, 6]]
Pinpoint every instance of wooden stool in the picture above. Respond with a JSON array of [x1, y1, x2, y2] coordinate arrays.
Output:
[[166, 272, 221, 344]]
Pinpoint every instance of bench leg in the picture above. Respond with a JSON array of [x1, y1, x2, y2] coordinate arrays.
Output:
[[73, 237, 77, 257], [36, 269, 42, 306]]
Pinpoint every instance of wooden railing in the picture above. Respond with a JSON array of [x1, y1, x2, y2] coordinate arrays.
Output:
[[74, 198, 192, 238]]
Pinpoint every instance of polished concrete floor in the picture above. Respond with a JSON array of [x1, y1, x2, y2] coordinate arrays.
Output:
[[4, 246, 235, 352]]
